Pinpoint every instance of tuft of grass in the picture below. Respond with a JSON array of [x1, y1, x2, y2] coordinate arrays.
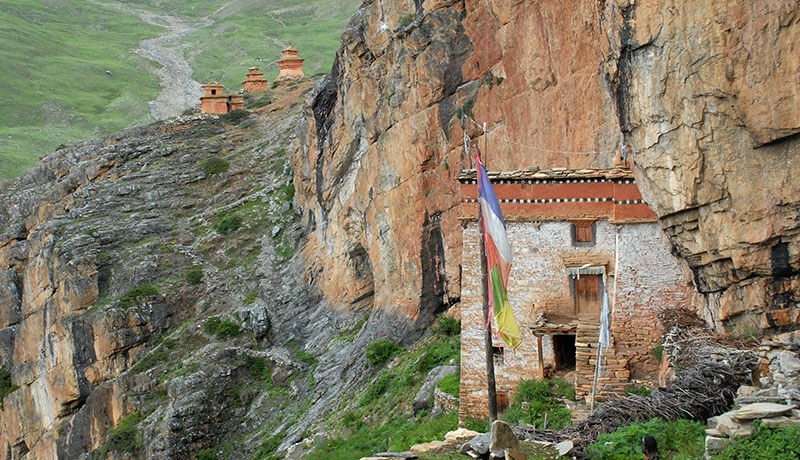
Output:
[[585, 417, 706, 460], [201, 157, 230, 175], [89, 412, 145, 459], [500, 378, 574, 430], [119, 284, 160, 308], [436, 373, 459, 397], [625, 384, 651, 397], [242, 355, 270, 381], [214, 213, 243, 235], [186, 265, 204, 285], [365, 339, 403, 367], [712, 422, 800, 460], [203, 317, 243, 340], [197, 449, 217, 460], [434, 314, 460, 336], [0, 366, 19, 410]]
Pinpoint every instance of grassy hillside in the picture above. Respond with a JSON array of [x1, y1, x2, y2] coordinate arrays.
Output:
[[0, 0, 360, 180], [0, 0, 161, 179]]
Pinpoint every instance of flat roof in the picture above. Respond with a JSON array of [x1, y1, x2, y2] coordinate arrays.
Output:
[[458, 167, 634, 182]]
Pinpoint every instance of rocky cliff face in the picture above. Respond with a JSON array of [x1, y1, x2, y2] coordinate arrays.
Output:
[[297, 0, 800, 340], [0, 87, 391, 458], [611, 0, 800, 333]]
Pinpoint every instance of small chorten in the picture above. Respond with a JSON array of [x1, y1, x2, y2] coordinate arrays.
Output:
[[242, 66, 269, 93], [200, 82, 229, 114], [275, 46, 305, 83]]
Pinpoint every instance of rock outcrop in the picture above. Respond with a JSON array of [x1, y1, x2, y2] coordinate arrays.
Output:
[[295, 0, 800, 343], [611, 0, 800, 333]]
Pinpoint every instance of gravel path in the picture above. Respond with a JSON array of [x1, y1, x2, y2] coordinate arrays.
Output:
[[95, 1, 211, 120]]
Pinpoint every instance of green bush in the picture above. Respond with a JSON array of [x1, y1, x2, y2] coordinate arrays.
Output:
[[201, 157, 230, 175], [204, 317, 243, 340], [89, 412, 145, 459], [436, 373, 459, 397], [0, 366, 19, 410], [365, 339, 403, 367], [434, 314, 460, 336], [585, 418, 706, 460], [625, 384, 651, 397], [119, 284, 160, 308], [252, 435, 283, 460], [186, 266, 204, 284], [415, 338, 459, 374], [242, 355, 269, 380], [500, 378, 574, 430], [219, 109, 249, 124], [197, 449, 217, 460], [712, 423, 800, 460], [214, 213, 243, 235]]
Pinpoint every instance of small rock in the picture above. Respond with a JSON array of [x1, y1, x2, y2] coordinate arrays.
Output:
[[467, 432, 490, 455], [409, 441, 448, 454], [736, 385, 757, 398], [555, 440, 574, 456], [445, 428, 479, 444], [705, 435, 733, 454], [490, 420, 519, 451], [730, 403, 796, 421], [705, 428, 726, 437], [760, 416, 800, 428], [372, 452, 418, 459]]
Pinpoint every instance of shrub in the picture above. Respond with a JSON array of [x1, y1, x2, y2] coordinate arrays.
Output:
[[219, 109, 249, 124], [585, 418, 706, 460], [501, 378, 574, 430], [712, 423, 800, 460], [89, 412, 145, 459], [197, 449, 217, 460], [242, 355, 269, 380], [119, 284, 160, 308], [365, 339, 402, 367], [0, 366, 19, 410], [397, 12, 414, 29], [214, 213, 242, 235], [415, 337, 459, 374], [204, 317, 243, 340], [186, 265, 203, 284], [625, 384, 651, 397], [201, 157, 229, 175], [436, 373, 459, 397], [434, 314, 460, 336]]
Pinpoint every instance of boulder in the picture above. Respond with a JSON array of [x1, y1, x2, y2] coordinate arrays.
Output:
[[409, 441, 448, 454], [555, 440, 574, 456], [445, 428, 479, 444], [466, 432, 491, 456], [730, 403, 795, 421], [490, 420, 519, 451], [412, 365, 457, 414]]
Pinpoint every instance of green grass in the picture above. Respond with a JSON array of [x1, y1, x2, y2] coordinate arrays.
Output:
[[0, 0, 161, 179], [204, 317, 243, 340], [310, 333, 461, 458], [0, 0, 362, 180], [585, 418, 706, 460], [712, 423, 800, 460], [89, 412, 145, 459], [365, 338, 403, 366], [118, 284, 160, 308], [0, 366, 19, 410], [500, 378, 575, 430], [436, 373, 459, 397]]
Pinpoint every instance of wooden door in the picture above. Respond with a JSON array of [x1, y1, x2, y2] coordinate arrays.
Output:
[[574, 274, 601, 318]]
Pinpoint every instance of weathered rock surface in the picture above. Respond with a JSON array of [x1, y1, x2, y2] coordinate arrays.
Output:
[[294, 0, 800, 345], [0, 87, 411, 458], [612, 0, 800, 332]]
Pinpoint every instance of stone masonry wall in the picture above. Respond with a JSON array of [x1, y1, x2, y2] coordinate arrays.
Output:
[[459, 220, 689, 420]]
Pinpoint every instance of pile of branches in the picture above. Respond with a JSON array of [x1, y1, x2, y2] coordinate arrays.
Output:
[[515, 309, 759, 458]]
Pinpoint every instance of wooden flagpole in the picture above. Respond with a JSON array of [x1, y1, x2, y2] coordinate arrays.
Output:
[[479, 122, 498, 423]]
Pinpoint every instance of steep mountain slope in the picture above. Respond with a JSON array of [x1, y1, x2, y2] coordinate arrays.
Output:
[[0, 85, 397, 458], [0, 0, 360, 180]]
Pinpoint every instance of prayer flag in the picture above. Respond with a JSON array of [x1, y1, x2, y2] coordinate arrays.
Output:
[[476, 155, 522, 350]]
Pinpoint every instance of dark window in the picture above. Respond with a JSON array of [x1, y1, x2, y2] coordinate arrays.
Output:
[[492, 346, 504, 366], [571, 220, 595, 246], [211, 89, 217, 95]]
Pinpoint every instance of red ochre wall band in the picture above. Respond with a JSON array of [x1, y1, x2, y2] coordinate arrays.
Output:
[[459, 176, 657, 222]]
